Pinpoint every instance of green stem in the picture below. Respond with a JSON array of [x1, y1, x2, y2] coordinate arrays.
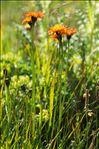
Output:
[[56, 40, 64, 143], [5, 86, 10, 122], [30, 27, 36, 137], [67, 39, 70, 76], [25, 95, 28, 131], [31, 52, 35, 111], [59, 40, 63, 57]]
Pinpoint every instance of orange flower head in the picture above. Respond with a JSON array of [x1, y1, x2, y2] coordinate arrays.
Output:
[[48, 24, 77, 41], [22, 11, 44, 29], [25, 11, 44, 18], [48, 24, 67, 35], [66, 27, 77, 40], [48, 24, 67, 41]]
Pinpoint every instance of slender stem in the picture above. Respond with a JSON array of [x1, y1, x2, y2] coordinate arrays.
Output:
[[85, 89, 89, 149], [30, 26, 36, 137], [57, 40, 64, 144], [59, 40, 63, 57], [67, 39, 70, 76], [5, 85, 11, 122]]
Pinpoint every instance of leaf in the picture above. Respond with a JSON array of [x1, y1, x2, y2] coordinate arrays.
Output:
[[49, 77, 55, 126]]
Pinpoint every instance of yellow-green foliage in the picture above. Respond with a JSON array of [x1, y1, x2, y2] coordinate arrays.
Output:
[[49, 77, 55, 126]]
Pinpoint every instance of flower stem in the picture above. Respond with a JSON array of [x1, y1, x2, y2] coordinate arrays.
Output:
[[5, 85, 11, 122], [30, 27, 36, 137], [67, 39, 70, 76], [57, 40, 64, 141]]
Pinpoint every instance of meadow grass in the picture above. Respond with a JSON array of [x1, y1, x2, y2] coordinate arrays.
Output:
[[1, 1, 99, 149]]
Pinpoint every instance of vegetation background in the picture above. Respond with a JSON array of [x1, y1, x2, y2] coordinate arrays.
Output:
[[1, 0, 99, 149]]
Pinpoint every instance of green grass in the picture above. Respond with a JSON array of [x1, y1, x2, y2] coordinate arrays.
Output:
[[1, 1, 99, 149]]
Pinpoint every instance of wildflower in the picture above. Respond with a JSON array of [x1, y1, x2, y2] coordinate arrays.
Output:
[[22, 11, 44, 29], [48, 25, 77, 41], [25, 11, 44, 18], [66, 27, 77, 40], [48, 24, 67, 41], [48, 24, 66, 35]]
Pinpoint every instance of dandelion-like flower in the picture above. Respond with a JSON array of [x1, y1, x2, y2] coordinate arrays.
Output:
[[48, 24, 77, 41], [22, 11, 44, 29], [65, 27, 77, 40], [25, 11, 44, 18], [48, 24, 67, 41], [48, 24, 66, 35]]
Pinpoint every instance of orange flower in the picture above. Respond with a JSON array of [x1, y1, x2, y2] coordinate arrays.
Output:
[[22, 11, 44, 29], [48, 24, 77, 41], [65, 27, 77, 40], [25, 11, 44, 18], [48, 24, 67, 35], [48, 24, 67, 41]]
